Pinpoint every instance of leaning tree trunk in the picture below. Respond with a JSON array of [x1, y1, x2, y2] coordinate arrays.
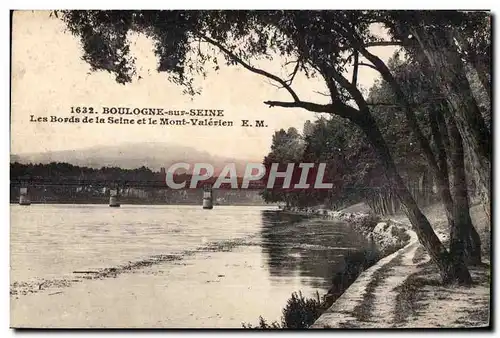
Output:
[[315, 48, 471, 283], [434, 108, 482, 264], [431, 105, 482, 265], [357, 40, 473, 240], [474, 62, 491, 101], [453, 30, 491, 101], [355, 113, 472, 285], [429, 111, 456, 224], [466, 52, 491, 103], [366, 45, 478, 269], [411, 27, 491, 221], [444, 112, 482, 264]]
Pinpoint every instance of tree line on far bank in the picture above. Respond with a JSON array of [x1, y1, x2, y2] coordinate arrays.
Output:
[[57, 10, 491, 285]]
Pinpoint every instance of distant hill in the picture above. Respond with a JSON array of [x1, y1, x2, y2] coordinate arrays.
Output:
[[11, 142, 259, 175]]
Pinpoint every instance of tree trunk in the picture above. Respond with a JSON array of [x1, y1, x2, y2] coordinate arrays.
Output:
[[357, 40, 475, 243], [411, 27, 491, 220], [453, 29, 491, 100], [445, 112, 482, 264], [383, 190, 388, 214], [434, 105, 482, 264], [474, 63, 491, 101], [374, 193, 381, 214], [428, 109, 456, 223], [355, 113, 472, 284], [465, 53, 491, 104], [390, 191, 399, 214]]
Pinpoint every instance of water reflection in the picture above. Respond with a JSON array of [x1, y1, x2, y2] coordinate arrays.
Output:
[[260, 210, 372, 290]]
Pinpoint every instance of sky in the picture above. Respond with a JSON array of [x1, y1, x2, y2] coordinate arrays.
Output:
[[11, 10, 396, 161]]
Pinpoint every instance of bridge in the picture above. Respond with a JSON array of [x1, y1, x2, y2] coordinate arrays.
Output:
[[11, 177, 269, 207], [10, 177, 268, 190]]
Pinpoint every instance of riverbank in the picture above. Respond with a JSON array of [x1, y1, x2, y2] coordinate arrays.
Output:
[[308, 203, 490, 328]]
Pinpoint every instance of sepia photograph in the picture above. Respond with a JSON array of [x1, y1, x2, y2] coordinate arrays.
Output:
[[9, 9, 492, 329]]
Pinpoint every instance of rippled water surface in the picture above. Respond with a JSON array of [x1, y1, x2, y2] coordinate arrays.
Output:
[[11, 204, 371, 327]]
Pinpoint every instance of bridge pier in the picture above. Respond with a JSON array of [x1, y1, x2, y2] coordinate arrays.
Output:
[[202, 184, 213, 209], [19, 187, 31, 206], [109, 188, 120, 207]]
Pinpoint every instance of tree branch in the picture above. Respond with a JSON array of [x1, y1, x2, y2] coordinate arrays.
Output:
[[325, 62, 368, 112], [263, 100, 333, 113], [358, 62, 378, 71], [286, 59, 301, 86], [199, 34, 300, 102], [197, 33, 361, 120], [352, 51, 359, 86], [363, 41, 403, 48], [312, 62, 341, 103], [263, 99, 360, 120], [314, 90, 331, 97], [366, 102, 401, 107], [338, 41, 403, 52]]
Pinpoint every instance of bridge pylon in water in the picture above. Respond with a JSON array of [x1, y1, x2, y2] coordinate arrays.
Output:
[[19, 186, 31, 206], [202, 184, 213, 210], [109, 186, 120, 207]]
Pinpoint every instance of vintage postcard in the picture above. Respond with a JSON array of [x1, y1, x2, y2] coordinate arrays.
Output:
[[10, 10, 491, 329]]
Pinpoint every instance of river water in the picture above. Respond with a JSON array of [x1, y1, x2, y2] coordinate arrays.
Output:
[[10, 204, 371, 328]]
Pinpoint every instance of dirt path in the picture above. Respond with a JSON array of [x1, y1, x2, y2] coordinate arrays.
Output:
[[367, 240, 420, 327], [312, 204, 490, 329]]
